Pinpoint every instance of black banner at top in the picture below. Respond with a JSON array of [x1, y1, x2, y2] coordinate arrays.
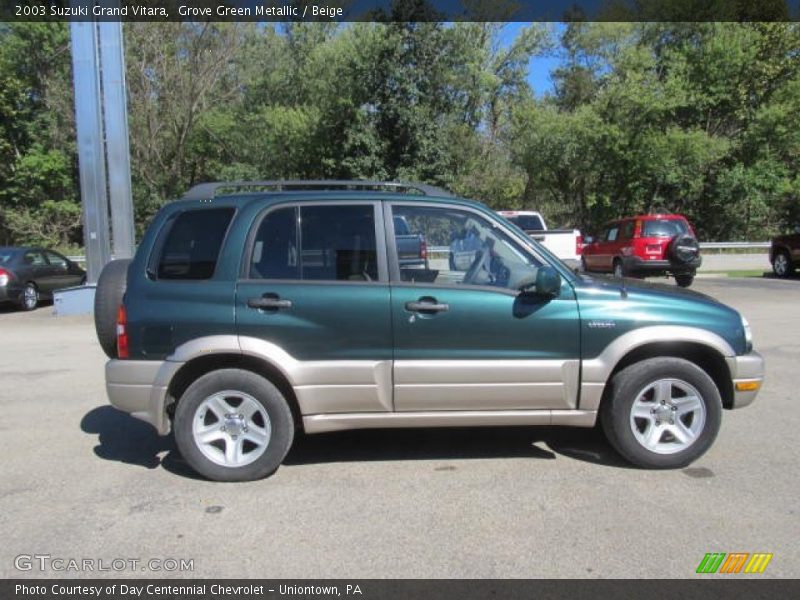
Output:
[[2, 0, 799, 22]]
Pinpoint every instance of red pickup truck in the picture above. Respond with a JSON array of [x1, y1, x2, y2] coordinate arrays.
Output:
[[582, 214, 702, 287]]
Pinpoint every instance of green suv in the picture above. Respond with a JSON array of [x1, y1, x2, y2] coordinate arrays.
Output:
[[96, 181, 764, 481]]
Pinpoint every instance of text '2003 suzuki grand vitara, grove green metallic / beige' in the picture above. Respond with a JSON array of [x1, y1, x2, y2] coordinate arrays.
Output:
[[95, 181, 764, 481]]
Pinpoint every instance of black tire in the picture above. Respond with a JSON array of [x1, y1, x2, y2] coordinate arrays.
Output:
[[772, 250, 794, 278], [668, 234, 700, 267], [674, 272, 695, 287], [18, 282, 38, 311], [173, 369, 295, 482], [612, 259, 624, 278], [94, 259, 131, 358], [600, 357, 722, 469]]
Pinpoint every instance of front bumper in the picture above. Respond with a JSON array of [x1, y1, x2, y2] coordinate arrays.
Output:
[[106, 359, 181, 435], [726, 352, 765, 409], [622, 256, 702, 274]]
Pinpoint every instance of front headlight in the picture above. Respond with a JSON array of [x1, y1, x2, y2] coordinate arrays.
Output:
[[741, 315, 753, 353]]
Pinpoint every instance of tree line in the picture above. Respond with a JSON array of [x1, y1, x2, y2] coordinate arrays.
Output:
[[0, 21, 798, 249]]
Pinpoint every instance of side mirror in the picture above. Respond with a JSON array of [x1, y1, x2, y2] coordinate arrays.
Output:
[[518, 266, 561, 298]]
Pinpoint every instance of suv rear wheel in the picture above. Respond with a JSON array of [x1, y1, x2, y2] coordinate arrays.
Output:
[[674, 272, 694, 287], [600, 357, 721, 468], [174, 369, 295, 482]]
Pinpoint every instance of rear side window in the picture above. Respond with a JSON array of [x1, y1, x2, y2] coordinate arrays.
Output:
[[157, 208, 234, 280], [643, 219, 688, 237], [508, 214, 544, 231], [249, 204, 378, 282]]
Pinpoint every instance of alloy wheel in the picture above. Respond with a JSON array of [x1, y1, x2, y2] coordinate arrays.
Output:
[[629, 378, 706, 455], [192, 391, 272, 467]]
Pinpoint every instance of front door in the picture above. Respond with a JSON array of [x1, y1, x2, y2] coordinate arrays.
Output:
[[386, 203, 581, 412], [236, 201, 393, 415]]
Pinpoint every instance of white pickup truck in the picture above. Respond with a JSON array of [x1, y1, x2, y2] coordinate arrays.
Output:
[[497, 210, 583, 267]]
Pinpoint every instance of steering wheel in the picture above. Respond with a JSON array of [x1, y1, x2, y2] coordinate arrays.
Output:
[[462, 242, 494, 285]]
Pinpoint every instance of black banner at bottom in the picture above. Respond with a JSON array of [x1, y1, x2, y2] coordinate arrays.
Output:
[[3, 579, 799, 600]]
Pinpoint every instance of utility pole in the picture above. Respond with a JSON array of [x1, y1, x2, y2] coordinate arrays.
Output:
[[70, 0, 135, 283]]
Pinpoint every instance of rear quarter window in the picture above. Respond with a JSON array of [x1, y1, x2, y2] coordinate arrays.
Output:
[[155, 208, 235, 280]]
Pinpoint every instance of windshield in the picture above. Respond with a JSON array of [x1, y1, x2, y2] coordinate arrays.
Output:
[[507, 215, 545, 231], [643, 219, 689, 237]]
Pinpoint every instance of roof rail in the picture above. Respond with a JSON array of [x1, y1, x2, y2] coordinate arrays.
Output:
[[181, 180, 454, 200]]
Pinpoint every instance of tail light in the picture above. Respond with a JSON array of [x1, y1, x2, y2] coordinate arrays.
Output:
[[576, 235, 583, 255], [420, 239, 428, 261], [116, 305, 129, 359], [0, 268, 11, 286]]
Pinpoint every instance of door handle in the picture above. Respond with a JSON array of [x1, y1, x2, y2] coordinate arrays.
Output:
[[247, 296, 292, 310], [405, 299, 449, 313]]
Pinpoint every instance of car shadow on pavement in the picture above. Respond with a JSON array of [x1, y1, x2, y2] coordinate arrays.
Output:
[[80, 406, 199, 479], [81, 406, 634, 479], [284, 425, 635, 469]]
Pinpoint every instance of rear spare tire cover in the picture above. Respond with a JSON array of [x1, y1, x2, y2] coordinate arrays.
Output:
[[94, 259, 132, 358], [668, 234, 699, 266]]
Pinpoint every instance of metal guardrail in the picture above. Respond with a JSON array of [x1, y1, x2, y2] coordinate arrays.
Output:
[[699, 241, 770, 250], [66, 241, 771, 266]]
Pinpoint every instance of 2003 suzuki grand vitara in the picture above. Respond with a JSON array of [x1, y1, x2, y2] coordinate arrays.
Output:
[[95, 181, 764, 481]]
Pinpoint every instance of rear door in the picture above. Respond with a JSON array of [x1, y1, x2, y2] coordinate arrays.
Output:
[[44, 251, 80, 289], [387, 202, 581, 412], [235, 201, 393, 414]]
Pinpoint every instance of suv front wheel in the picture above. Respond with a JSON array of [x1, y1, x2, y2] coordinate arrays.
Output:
[[600, 357, 721, 468], [174, 369, 295, 481]]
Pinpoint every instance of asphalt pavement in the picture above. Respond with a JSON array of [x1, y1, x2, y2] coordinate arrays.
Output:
[[0, 275, 797, 579]]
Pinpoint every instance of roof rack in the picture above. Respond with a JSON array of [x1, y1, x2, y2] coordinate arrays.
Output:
[[181, 180, 454, 201]]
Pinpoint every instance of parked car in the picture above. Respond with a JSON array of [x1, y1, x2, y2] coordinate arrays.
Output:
[[496, 210, 583, 268], [582, 214, 702, 287], [393, 215, 428, 269], [96, 181, 763, 481], [0, 247, 86, 310], [770, 225, 800, 277]]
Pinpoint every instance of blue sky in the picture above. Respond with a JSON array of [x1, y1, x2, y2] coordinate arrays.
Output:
[[500, 22, 566, 96]]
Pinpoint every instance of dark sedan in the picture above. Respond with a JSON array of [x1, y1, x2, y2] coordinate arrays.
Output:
[[0, 247, 86, 311]]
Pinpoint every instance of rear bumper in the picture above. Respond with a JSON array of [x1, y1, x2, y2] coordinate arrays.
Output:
[[726, 352, 765, 409], [0, 284, 21, 304], [106, 359, 181, 435], [622, 256, 702, 274]]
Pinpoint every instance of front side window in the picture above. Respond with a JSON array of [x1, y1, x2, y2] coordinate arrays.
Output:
[[391, 205, 541, 290], [46, 251, 68, 268], [157, 208, 234, 280], [249, 204, 379, 282]]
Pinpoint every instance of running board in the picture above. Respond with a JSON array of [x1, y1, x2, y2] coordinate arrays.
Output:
[[302, 409, 597, 434]]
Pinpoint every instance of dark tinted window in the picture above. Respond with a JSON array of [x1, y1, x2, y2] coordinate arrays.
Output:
[[157, 208, 234, 280], [250, 204, 378, 282], [23, 250, 46, 266], [643, 219, 688, 237], [619, 221, 635, 240], [46, 251, 68, 268], [508, 214, 544, 231]]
